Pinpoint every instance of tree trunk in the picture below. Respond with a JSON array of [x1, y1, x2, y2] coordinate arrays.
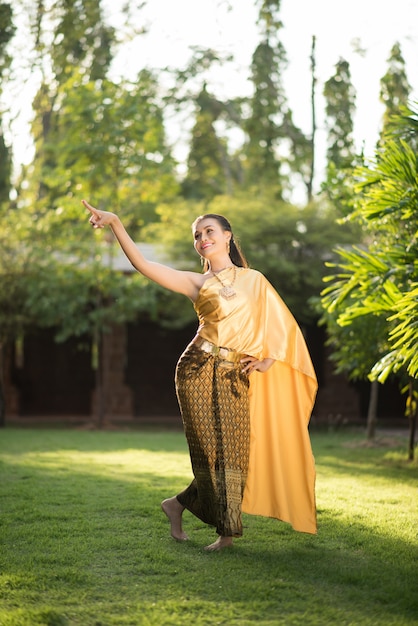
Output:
[[407, 380, 416, 461], [96, 331, 105, 429], [408, 414, 416, 461], [307, 35, 316, 203], [0, 343, 5, 427], [366, 379, 379, 440]]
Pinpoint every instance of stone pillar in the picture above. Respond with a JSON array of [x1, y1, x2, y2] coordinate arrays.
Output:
[[2, 342, 19, 418], [91, 324, 134, 419]]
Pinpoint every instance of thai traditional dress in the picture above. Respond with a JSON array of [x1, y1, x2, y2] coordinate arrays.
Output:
[[175, 266, 318, 537]]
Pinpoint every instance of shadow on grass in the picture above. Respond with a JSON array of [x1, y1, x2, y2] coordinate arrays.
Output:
[[1, 429, 417, 625]]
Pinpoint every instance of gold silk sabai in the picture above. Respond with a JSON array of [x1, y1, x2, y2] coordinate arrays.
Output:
[[194, 267, 318, 534]]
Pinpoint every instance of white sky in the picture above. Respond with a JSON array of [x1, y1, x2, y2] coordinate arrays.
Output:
[[8, 0, 418, 193]]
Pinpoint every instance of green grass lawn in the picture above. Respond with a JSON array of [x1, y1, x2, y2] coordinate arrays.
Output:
[[0, 427, 417, 626]]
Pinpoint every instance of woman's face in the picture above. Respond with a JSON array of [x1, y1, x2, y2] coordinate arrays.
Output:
[[193, 217, 231, 260]]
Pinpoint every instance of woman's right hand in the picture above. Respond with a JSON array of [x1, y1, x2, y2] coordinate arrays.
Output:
[[82, 199, 117, 229], [240, 355, 275, 374]]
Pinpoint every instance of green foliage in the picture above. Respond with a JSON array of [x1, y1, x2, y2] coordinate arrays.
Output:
[[403, 384, 418, 419], [242, 1, 287, 195], [0, 0, 184, 426], [5, 0, 179, 353], [25, 69, 179, 237], [0, 207, 44, 340], [24, 256, 160, 342], [316, 299, 389, 381], [165, 47, 244, 201], [0, 2, 15, 203], [321, 102, 418, 382], [256, 0, 284, 32], [281, 109, 314, 200], [9, 0, 412, 399], [322, 58, 358, 214], [323, 59, 356, 168], [243, 40, 287, 194], [380, 42, 412, 134], [240, 0, 312, 200], [387, 102, 418, 150], [0, 2, 15, 79], [0, 120, 11, 204], [0, 202, 161, 345], [181, 85, 240, 200], [31, 0, 114, 83]]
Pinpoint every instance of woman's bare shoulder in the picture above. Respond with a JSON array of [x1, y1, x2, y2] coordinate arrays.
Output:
[[183, 270, 212, 301]]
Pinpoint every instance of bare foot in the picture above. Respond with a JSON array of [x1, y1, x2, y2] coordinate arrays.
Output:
[[161, 497, 189, 541], [204, 536, 233, 552]]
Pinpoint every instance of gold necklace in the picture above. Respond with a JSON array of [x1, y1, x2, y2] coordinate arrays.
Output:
[[212, 266, 237, 300]]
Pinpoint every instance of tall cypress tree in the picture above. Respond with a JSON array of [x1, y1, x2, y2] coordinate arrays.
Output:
[[322, 58, 357, 213], [323, 58, 356, 171], [243, 0, 311, 199], [379, 42, 411, 135], [243, 0, 287, 195], [182, 84, 240, 200]]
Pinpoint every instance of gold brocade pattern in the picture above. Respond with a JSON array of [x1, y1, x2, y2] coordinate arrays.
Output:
[[175, 343, 250, 537]]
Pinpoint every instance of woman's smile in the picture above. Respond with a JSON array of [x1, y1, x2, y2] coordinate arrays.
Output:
[[194, 219, 229, 257]]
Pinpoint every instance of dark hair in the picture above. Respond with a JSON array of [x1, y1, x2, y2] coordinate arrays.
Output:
[[192, 213, 248, 272]]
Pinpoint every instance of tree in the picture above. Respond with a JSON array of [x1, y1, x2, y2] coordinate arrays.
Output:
[[322, 58, 357, 214], [25, 0, 115, 203], [244, 37, 286, 193], [242, 0, 283, 194], [35, 69, 178, 233], [1, 171, 173, 425], [0, 1, 16, 425], [19, 1, 177, 258], [3, 0, 178, 424], [27, 0, 115, 83], [321, 103, 418, 459], [181, 84, 239, 200], [240, 0, 312, 199], [307, 35, 317, 203], [164, 47, 244, 200], [380, 42, 411, 135], [319, 280, 392, 440]]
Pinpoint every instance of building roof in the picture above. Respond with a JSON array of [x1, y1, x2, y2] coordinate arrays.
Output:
[[101, 243, 185, 272]]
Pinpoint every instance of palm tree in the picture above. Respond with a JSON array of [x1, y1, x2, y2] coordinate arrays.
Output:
[[321, 102, 418, 459]]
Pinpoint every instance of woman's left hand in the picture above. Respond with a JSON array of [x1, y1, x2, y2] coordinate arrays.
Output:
[[240, 356, 275, 374]]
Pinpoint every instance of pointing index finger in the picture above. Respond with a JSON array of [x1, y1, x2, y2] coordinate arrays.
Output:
[[82, 199, 98, 215]]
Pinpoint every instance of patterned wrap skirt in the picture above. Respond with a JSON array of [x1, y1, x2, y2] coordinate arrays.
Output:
[[175, 342, 251, 537]]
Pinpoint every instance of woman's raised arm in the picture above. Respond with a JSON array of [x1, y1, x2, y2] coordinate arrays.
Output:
[[83, 200, 202, 299]]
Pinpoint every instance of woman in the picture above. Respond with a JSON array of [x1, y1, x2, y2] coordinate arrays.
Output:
[[83, 200, 318, 551]]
